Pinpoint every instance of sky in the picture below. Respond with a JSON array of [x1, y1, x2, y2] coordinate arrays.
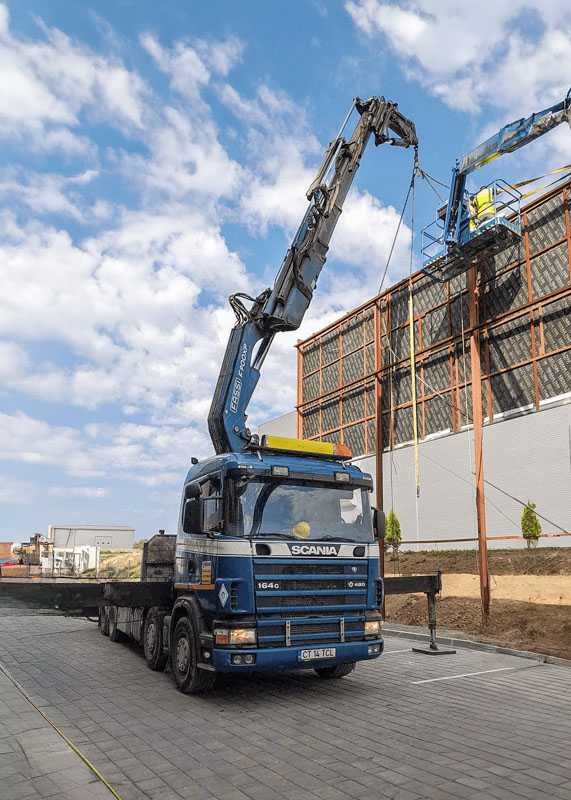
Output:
[[1, 0, 570, 540]]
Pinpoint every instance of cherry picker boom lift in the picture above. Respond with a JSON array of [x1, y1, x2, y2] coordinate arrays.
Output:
[[422, 89, 571, 278]]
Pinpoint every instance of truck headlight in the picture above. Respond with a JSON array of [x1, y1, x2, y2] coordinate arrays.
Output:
[[214, 628, 257, 646], [364, 620, 382, 637]]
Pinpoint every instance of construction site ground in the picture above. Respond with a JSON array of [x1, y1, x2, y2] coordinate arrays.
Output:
[[1, 608, 570, 800], [385, 547, 571, 660]]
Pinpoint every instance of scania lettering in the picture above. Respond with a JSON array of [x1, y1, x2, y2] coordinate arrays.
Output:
[[290, 544, 340, 556], [99, 96, 417, 693]]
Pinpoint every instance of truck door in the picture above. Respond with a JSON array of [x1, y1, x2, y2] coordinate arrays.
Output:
[[177, 474, 223, 612]]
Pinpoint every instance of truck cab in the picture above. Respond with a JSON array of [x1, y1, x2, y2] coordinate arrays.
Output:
[[169, 437, 384, 691]]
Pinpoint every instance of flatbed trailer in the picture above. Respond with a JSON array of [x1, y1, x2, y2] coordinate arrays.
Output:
[[0, 570, 445, 660]]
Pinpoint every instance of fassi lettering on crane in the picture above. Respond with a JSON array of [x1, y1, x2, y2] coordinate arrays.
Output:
[[230, 343, 249, 414]]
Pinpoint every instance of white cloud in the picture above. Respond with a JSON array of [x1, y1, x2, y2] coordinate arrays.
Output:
[[141, 33, 243, 100], [121, 106, 244, 200], [346, 1, 571, 114], [0, 475, 35, 505], [48, 486, 109, 499], [0, 3, 147, 152], [0, 11, 418, 529], [0, 207, 248, 415], [0, 411, 206, 482], [0, 169, 93, 220], [346, 1, 571, 170]]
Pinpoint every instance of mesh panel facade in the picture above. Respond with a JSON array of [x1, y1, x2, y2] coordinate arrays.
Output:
[[298, 184, 571, 456]]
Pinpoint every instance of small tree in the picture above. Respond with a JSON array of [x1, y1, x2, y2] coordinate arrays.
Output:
[[385, 510, 402, 557], [521, 501, 541, 549]]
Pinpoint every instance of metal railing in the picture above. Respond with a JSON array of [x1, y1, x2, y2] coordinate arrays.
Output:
[[421, 178, 523, 268]]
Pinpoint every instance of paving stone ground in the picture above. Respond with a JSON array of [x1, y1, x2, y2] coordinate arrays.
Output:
[[0, 610, 570, 800]]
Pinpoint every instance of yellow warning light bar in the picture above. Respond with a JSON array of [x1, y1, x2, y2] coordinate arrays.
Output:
[[260, 435, 352, 460]]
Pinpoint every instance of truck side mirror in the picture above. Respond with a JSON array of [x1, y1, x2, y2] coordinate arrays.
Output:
[[186, 481, 201, 499], [372, 507, 385, 541], [183, 498, 202, 534], [182, 482, 203, 533]]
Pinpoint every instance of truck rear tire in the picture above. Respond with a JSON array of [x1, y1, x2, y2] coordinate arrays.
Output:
[[315, 662, 355, 679], [171, 616, 215, 694], [99, 606, 109, 636], [108, 606, 125, 643], [143, 609, 167, 671]]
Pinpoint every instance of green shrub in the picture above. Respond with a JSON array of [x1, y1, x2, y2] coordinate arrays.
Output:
[[385, 510, 402, 557], [521, 502, 541, 549]]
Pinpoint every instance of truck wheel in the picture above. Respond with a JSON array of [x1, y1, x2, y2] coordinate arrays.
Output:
[[108, 606, 125, 643], [99, 606, 109, 636], [143, 609, 167, 671], [315, 662, 355, 679], [171, 617, 215, 694]]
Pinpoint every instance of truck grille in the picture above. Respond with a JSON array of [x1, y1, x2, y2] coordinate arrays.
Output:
[[254, 558, 369, 648]]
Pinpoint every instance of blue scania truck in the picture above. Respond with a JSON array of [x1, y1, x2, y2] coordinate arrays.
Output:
[[100, 96, 418, 692]]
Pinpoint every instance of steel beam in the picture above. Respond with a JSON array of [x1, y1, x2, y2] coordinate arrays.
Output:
[[468, 263, 491, 623]]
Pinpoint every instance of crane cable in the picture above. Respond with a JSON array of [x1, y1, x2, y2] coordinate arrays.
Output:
[[377, 149, 418, 295], [406, 164, 422, 546], [378, 148, 419, 522]]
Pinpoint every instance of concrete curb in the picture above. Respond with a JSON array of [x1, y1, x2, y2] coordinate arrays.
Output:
[[383, 623, 571, 667]]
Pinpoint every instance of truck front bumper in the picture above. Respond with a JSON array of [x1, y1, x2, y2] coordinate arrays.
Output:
[[211, 638, 383, 673]]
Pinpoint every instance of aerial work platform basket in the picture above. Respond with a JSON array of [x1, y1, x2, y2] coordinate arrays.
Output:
[[422, 179, 522, 280]]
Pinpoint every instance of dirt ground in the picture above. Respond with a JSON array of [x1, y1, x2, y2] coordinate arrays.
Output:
[[384, 548, 571, 659], [385, 594, 571, 661], [392, 547, 571, 576], [83, 549, 142, 579], [441, 572, 571, 605]]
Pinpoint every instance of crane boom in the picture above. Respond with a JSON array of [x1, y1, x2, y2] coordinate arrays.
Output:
[[208, 96, 417, 454]]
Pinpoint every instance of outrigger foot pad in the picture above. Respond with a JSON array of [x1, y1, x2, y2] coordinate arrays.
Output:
[[412, 644, 456, 656]]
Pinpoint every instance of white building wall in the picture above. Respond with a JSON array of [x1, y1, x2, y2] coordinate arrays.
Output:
[[48, 525, 135, 550], [353, 401, 571, 550], [256, 412, 297, 439]]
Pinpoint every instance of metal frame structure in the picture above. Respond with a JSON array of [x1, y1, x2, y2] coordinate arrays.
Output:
[[297, 181, 571, 618], [297, 181, 571, 454]]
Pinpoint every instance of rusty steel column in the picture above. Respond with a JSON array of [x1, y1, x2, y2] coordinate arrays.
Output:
[[467, 263, 490, 623], [373, 300, 385, 593], [296, 343, 302, 438]]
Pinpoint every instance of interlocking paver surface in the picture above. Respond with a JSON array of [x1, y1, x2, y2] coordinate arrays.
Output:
[[0, 610, 570, 800]]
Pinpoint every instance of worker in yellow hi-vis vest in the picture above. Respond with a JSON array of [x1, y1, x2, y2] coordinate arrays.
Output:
[[469, 186, 496, 230]]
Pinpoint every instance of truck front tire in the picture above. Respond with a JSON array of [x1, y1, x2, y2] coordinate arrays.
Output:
[[315, 662, 355, 679], [143, 609, 167, 671], [171, 616, 215, 694]]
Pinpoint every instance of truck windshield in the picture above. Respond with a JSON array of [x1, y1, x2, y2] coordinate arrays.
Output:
[[227, 478, 373, 543]]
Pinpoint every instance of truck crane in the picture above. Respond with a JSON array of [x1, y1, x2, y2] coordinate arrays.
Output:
[[97, 96, 418, 693], [422, 89, 571, 277]]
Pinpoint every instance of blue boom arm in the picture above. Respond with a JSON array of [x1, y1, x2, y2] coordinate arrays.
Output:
[[444, 90, 571, 249], [208, 96, 418, 454]]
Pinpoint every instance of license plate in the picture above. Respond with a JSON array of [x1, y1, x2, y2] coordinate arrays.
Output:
[[299, 647, 336, 662]]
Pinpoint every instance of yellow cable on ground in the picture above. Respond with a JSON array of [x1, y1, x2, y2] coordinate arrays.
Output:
[[0, 660, 124, 800]]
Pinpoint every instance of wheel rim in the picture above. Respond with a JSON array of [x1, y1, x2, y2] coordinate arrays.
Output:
[[146, 621, 157, 652], [176, 636, 190, 673]]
